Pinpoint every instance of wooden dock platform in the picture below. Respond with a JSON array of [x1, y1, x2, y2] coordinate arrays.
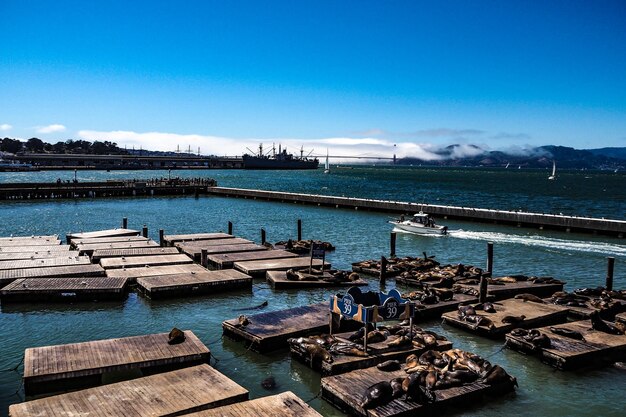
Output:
[[91, 246, 180, 262], [321, 361, 516, 417], [267, 270, 368, 289], [0, 239, 61, 247], [105, 263, 209, 283], [451, 279, 564, 300], [67, 228, 140, 242], [184, 391, 323, 417], [442, 298, 570, 338], [0, 235, 58, 242], [176, 238, 257, 260], [234, 257, 331, 278], [10, 364, 248, 417], [162, 232, 234, 246], [0, 277, 128, 302], [505, 320, 626, 370], [0, 255, 92, 271], [76, 240, 159, 256], [0, 245, 69, 254], [208, 249, 298, 269], [137, 269, 252, 298], [99, 253, 193, 269], [0, 249, 77, 261], [23, 330, 210, 396], [0, 264, 106, 287], [222, 302, 331, 352], [70, 235, 149, 247], [408, 294, 479, 321]]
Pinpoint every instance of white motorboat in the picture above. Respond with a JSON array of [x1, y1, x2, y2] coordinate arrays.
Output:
[[388, 212, 448, 235]]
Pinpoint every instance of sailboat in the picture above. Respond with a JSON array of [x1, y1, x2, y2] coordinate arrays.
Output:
[[324, 150, 330, 174], [505, 163, 510, 169], [548, 160, 556, 180]]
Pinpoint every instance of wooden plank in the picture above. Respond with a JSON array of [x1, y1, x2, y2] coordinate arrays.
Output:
[[11, 364, 249, 417], [0, 245, 69, 254], [442, 298, 570, 338], [1, 277, 128, 302], [449, 279, 564, 300], [163, 232, 234, 246], [99, 254, 193, 269], [0, 235, 57, 242], [177, 238, 256, 260], [185, 391, 322, 417], [91, 246, 180, 262], [105, 263, 209, 283], [222, 303, 332, 352], [321, 361, 515, 417], [180, 243, 268, 260], [70, 235, 149, 246], [234, 258, 331, 277], [0, 256, 91, 271], [267, 270, 368, 289], [137, 270, 253, 298], [0, 239, 61, 247], [208, 249, 298, 269], [505, 320, 626, 370], [0, 264, 106, 287], [76, 240, 158, 255], [0, 249, 77, 261], [67, 228, 140, 240], [23, 330, 211, 396], [404, 293, 479, 322]]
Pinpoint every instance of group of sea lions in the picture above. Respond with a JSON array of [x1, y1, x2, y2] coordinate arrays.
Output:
[[401, 287, 454, 305], [360, 348, 517, 410], [549, 287, 626, 320], [456, 303, 499, 330], [274, 239, 335, 254], [285, 268, 361, 283]]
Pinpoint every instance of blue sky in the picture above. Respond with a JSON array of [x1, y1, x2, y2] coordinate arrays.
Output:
[[1, 0, 625, 158]]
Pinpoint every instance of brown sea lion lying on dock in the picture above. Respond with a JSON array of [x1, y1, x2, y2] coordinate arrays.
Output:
[[168, 327, 186, 345]]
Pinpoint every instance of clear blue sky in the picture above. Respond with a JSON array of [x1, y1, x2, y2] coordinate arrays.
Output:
[[1, 0, 625, 156]]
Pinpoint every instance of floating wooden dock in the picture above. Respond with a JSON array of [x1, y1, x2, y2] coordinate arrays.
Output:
[[0, 255, 92, 271], [137, 270, 252, 299], [505, 320, 626, 370], [162, 232, 234, 246], [76, 240, 159, 256], [292, 333, 452, 376], [99, 253, 193, 269], [208, 249, 298, 269], [184, 391, 322, 417], [442, 298, 570, 338], [0, 245, 69, 254], [178, 241, 264, 261], [70, 235, 149, 247], [409, 294, 479, 321], [0, 264, 106, 287], [321, 362, 515, 417], [23, 330, 210, 396], [234, 258, 330, 278], [105, 263, 209, 283], [267, 270, 368, 289], [0, 235, 58, 242], [223, 303, 331, 352], [11, 364, 248, 417], [0, 249, 77, 261], [91, 246, 180, 262], [67, 228, 140, 242], [0, 277, 128, 302], [0, 240, 61, 248], [451, 279, 564, 300]]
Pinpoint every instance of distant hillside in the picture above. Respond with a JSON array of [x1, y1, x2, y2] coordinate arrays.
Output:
[[587, 147, 626, 160]]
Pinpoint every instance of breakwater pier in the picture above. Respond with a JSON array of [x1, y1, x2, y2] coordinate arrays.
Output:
[[207, 187, 626, 237]]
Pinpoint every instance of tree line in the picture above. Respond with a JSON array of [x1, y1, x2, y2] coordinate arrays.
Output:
[[0, 138, 128, 155]]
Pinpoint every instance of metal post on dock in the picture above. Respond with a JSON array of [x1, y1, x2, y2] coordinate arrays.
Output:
[[606, 257, 615, 291], [228, 221, 233, 235], [159, 229, 164, 247], [380, 256, 388, 284], [390, 232, 396, 257], [142, 225, 148, 238], [261, 228, 266, 245], [122, 217, 128, 229], [297, 219, 302, 241], [201, 249, 208, 268], [486, 242, 494, 276]]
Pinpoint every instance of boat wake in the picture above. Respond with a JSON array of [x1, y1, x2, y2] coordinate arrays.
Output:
[[447, 230, 626, 257]]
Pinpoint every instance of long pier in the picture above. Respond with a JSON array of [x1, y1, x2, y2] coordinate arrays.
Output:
[[206, 187, 626, 237]]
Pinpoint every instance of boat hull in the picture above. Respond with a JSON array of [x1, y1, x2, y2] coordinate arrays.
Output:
[[388, 221, 447, 235], [242, 156, 319, 170]]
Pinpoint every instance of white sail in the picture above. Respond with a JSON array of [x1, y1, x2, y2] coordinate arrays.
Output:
[[324, 149, 330, 173], [548, 160, 556, 180]]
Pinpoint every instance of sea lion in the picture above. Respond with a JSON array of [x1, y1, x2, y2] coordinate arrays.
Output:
[[406, 354, 419, 368], [404, 373, 436, 404], [377, 360, 401, 372], [360, 381, 394, 409], [348, 272, 361, 281], [502, 315, 526, 325], [614, 321, 626, 334], [390, 377, 405, 398], [590, 311, 623, 335], [457, 304, 476, 319], [510, 328, 529, 337], [236, 314, 250, 327], [515, 293, 545, 303], [531, 334, 551, 349], [475, 302, 497, 313], [481, 365, 518, 387], [549, 327, 585, 340], [303, 342, 334, 363], [418, 350, 442, 366], [261, 376, 277, 390], [387, 335, 412, 349], [168, 327, 186, 345]]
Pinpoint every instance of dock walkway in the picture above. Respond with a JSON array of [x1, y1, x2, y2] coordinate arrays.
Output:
[[234, 258, 330, 278], [1, 277, 128, 302], [137, 269, 252, 298], [185, 391, 322, 417], [208, 249, 297, 269], [0, 264, 105, 287], [99, 253, 193, 269]]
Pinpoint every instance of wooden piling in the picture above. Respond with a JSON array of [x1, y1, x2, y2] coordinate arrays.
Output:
[[122, 217, 128, 229], [261, 228, 266, 245], [228, 221, 233, 235], [297, 219, 302, 241], [486, 241, 494, 276], [478, 275, 488, 303], [379, 256, 388, 284], [159, 229, 165, 247], [390, 232, 396, 257], [606, 257, 615, 291], [201, 249, 208, 267], [142, 225, 148, 238]]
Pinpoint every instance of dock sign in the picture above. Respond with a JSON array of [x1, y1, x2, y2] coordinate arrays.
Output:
[[310, 243, 326, 259]]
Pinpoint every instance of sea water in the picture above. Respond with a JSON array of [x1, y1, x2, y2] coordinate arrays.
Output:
[[0, 167, 624, 416]]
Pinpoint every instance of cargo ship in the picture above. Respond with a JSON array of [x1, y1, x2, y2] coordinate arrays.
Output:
[[242, 144, 319, 170]]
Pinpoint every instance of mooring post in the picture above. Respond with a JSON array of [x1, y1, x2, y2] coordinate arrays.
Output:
[[479, 275, 488, 303], [122, 217, 128, 229], [606, 257, 615, 291], [297, 219, 302, 241], [201, 249, 208, 268], [486, 241, 494, 276], [390, 232, 396, 257], [380, 256, 388, 284], [228, 221, 233, 235], [159, 229, 164, 247], [142, 225, 148, 238], [261, 228, 266, 245]]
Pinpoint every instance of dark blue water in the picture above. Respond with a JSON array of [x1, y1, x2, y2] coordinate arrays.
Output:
[[0, 167, 625, 416]]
